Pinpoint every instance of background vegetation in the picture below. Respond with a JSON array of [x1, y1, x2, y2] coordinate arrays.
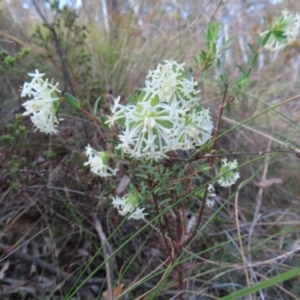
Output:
[[1, 0, 300, 299]]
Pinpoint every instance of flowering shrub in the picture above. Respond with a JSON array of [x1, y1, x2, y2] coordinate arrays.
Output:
[[21, 8, 299, 219], [21, 61, 241, 219], [18, 10, 300, 298]]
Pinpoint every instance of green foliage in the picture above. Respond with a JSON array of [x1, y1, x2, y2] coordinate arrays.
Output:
[[32, 4, 104, 103], [194, 22, 231, 71], [69, 150, 79, 164], [44, 149, 56, 160], [0, 47, 30, 70], [7, 155, 26, 173], [0, 134, 14, 146], [0, 121, 26, 146]]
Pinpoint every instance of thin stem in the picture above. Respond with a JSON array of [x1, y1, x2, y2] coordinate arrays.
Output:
[[32, 0, 76, 96], [180, 86, 228, 247], [177, 265, 183, 300], [152, 192, 173, 259]]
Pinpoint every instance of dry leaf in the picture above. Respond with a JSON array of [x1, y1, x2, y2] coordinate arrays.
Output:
[[102, 283, 125, 299], [254, 178, 283, 188]]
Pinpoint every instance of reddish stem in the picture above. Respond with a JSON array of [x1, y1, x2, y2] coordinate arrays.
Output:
[[180, 86, 228, 248]]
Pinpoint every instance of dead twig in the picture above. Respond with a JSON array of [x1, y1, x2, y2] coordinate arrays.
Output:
[[94, 216, 114, 300]]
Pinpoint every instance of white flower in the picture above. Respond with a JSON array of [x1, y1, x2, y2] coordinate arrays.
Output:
[[84, 144, 118, 177], [206, 184, 216, 208], [217, 158, 240, 187], [176, 108, 214, 150], [106, 61, 214, 161], [206, 199, 215, 208], [105, 96, 131, 127], [261, 10, 300, 51], [112, 194, 148, 220], [144, 60, 199, 109], [111, 98, 180, 161], [21, 69, 61, 134]]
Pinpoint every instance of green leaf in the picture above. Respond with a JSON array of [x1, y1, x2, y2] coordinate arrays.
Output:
[[64, 93, 81, 109], [247, 43, 256, 55], [105, 139, 118, 145], [202, 63, 213, 71], [256, 36, 263, 46], [220, 74, 225, 85], [93, 96, 101, 116], [129, 183, 138, 193], [116, 116, 126, 127], [236, 65, 245, 75], [272, 30, 286, 38], [53, 98, 61, 115], [194, 55, 200, 64], [246, 67, 252, 77], [128, 91, 140, 105], [251, 53, 258, 68], [261, 32, 271, 47], [137, 91, 148, 103], [262, 16, 270, 29], [221, 267, 300, 300], [99, 116, 110, 130]]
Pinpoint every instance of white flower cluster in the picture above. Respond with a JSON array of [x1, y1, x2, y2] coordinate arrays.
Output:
[[202, 159, 239, 210], [112, 194, 148, 220], [106, 60, 214, 161], [84, 144, 118, 177], [261, 10, 300, 51], [21, 70, 61, 134], [217, 158, 240, 187], [144, 61, 199, 108]]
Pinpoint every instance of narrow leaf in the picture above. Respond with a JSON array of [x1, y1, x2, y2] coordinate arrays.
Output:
[[246, 67, 252, 77], [261, 32, 271, 47], [216, 58, 221, 69], [236, 65, 245, 74], [64, 93, 81, 109], [99, 116, 110, 130], [251, 53, 258, 67], [93, 96, 102, 116], [221, 268, 300, 300], [247, 43, 256, 55]]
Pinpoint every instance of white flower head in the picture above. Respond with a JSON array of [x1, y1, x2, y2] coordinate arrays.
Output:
[[261, 10, 300, 51], [84, 144, 118, 177], [21, 69, 62, 134], [206, 184, 216, 208], [110, 96, 180, 161], [106, 60, 214, 161], [217, 158, 240, 187], [144, 60, 200, 109], [112, 193, 148, 220], [176, 108, 213, 150]]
